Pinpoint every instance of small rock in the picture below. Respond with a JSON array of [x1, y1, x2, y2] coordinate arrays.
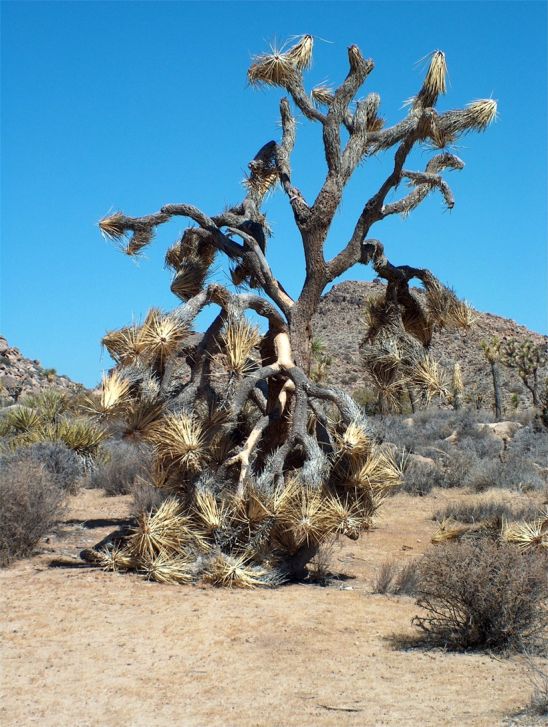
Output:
[[478, 421, 523, 440]]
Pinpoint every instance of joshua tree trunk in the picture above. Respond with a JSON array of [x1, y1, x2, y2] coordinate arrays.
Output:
[[490, 361, 503, 420], [93, 35, 497, 587]]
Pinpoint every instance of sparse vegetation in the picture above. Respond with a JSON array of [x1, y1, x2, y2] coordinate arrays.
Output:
[[523, 652, 548, 717], [434, 496, 540, 526]]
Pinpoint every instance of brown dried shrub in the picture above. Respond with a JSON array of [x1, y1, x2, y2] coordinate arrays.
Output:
[[413, 540, 548, 651], [0, 460, 66, 566]]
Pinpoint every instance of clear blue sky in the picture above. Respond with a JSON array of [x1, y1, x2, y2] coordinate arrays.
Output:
[[2, 1, 547, 388]]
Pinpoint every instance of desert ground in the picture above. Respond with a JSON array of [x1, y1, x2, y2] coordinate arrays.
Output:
[[1, 487, 543, 727]]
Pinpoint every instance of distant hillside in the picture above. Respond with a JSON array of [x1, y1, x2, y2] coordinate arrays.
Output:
[[312, 281, 547, 413], [0, 336, 84, 404], [2, 284, 546, 414]]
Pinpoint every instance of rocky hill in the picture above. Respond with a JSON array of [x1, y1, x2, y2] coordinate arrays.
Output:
[[0, 336, 84, 405], [312, 281, 547, 413]]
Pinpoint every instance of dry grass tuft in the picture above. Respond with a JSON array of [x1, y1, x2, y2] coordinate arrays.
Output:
[[413, 50, 447, 109], [348, 448, 403, 493], [221, 317, 261, 376], [450, 300, 479, 329], [285, 34, 314, 70], [102, 325, 142, 365], [121, 398, 165, 439], [244, 166, 279, 198], [321, 494, 371, 540], [311, 84, 334, 107], [248, 48, 296, 87], [127, 497, 190, 560], [170, 259, 209, 301], [411, 355, 449, 402], [193, 490, 232, 533], [336, 420, 372, 460], [89, 370, 131, 416], [143, 552, 193, 584], [98, 213, 126, 240], [248, 35, 313, 87], [148, 413, 208, 473], [203, 553, 273, 589], [279, 486, 325, 547], [502, 519, 548, 552], [431, 518, 470, 544], [95, 545, 136, 572], [465, 99, 498, 130], [138, 309, 187, 363]]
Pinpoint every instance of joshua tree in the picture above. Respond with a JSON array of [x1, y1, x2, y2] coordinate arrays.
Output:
[[501, 338, 547, 425], [481, 337, 503, 420], [93, 36, 496, 586], [451, 362, 464, 411]]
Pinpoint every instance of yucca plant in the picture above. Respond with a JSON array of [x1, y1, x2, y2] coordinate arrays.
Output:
[[88, 33, 497, 585]]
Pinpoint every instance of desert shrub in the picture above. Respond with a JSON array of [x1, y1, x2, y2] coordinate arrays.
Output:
[[497, 455, 547, 492], [413, 540, 548, 651], [89, 441, 153, 495], [373, 558, 419, 595], [434, 497, 540, 525], [458, 432, 502, 459], [410, 408, 473, 444], [130, 478, 168, 515], [402, 456, 444, 495], [1, 442, 83, 493], [371, 415, 416, 450], [0, 460, 66, 566], [509, 425, 548, 468], [460, 457, 500, 491], [373, 559, 398, 593], [439, 449, 480, 488]]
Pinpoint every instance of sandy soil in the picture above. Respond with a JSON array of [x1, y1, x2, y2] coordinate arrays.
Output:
[[0, 487, 543, 727]]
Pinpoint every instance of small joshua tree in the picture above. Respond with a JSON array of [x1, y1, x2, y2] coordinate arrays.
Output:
[[451, 362, 465, 411], [481, 337, 503, 420], [93, 36, 496, 586], [501, 338, 548, 425]]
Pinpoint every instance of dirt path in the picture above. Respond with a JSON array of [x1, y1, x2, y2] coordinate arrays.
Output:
[[0, 489, 537, 726]]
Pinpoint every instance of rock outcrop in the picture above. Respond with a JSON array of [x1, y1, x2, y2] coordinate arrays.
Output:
[[312, 281, 547, 413], [0, 336, 84, 404]]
